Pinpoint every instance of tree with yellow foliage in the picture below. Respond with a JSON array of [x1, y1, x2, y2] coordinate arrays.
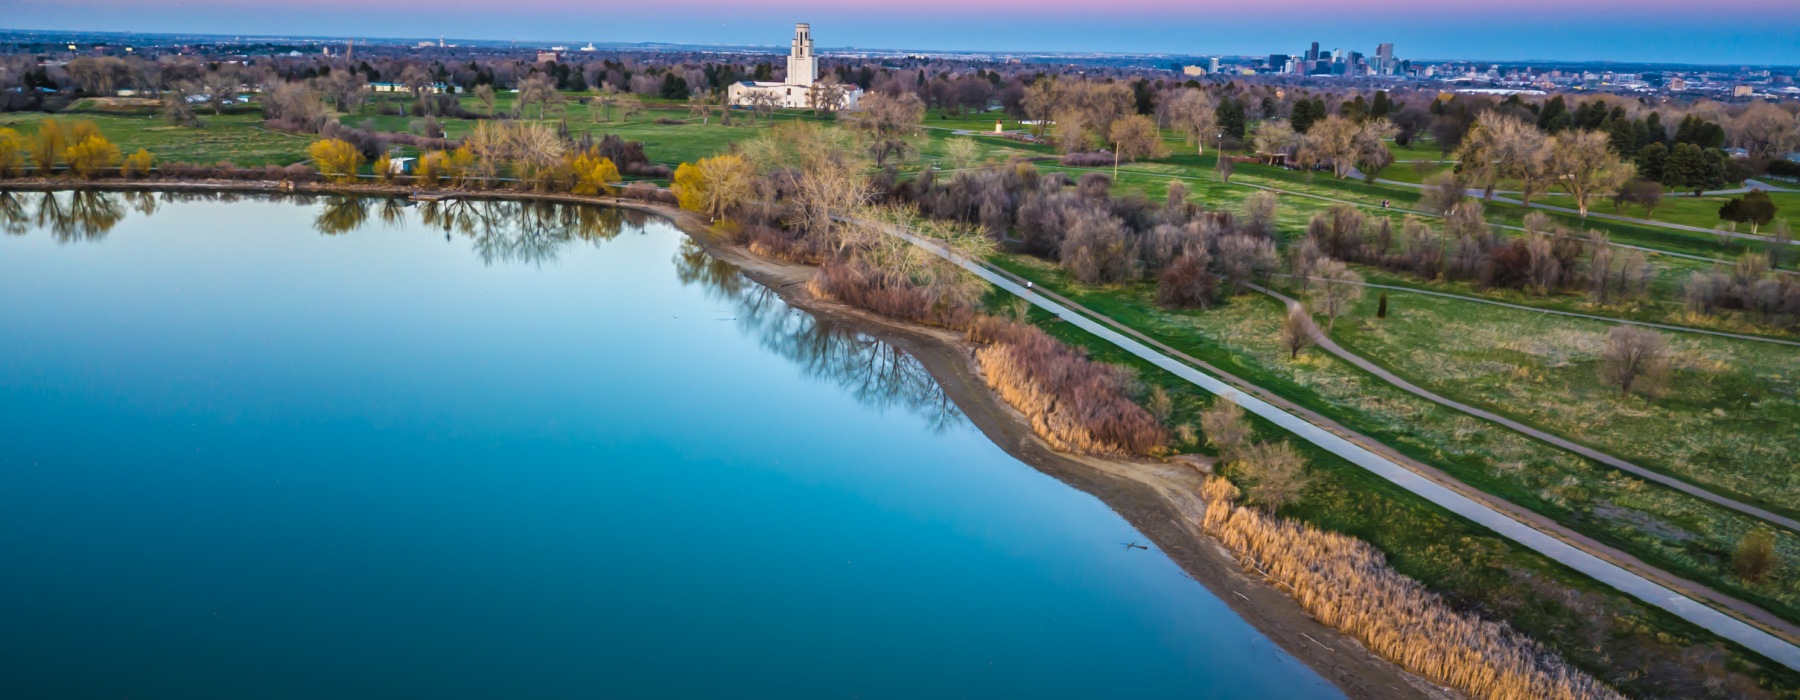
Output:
[[0, 128, 24, 178], [415, 151, 444, 186], [671, 161, 705, 213], [309, 138, 364, 183], [696, 153, 754, 220], [373, 153, 394, 183], [122, 149, 156, 178], [63, 135, 122, 179], [568, 150, 621, 196], [28, 119, 67, 173]]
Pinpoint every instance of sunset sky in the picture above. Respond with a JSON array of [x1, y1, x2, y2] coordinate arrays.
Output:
[[7, 0, 1798, 64]]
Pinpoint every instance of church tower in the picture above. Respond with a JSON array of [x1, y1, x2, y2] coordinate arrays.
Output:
[[786, 23, 816, 86]]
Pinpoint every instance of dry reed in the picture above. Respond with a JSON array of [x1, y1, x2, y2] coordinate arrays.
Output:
[[1199, 476, 1623, 700]]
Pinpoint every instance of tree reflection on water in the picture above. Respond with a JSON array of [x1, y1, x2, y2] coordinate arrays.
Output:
[[0, 191, 127, 243], [409, 198, 642, 267], [2, 191, 964, 429], [674, 238, 966, 432]]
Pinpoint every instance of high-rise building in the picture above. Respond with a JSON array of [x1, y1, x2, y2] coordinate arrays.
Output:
[[1209, 57, 1220, 74], [1308, 42, 1320, 62], [1376, 43, 1395, 75]]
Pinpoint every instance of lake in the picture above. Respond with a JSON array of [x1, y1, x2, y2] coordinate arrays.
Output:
[[0, 192, 1341, 699]]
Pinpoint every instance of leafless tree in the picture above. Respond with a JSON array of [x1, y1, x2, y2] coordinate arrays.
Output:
[[1199, 397, 1252, 462], [1306, 258, 1365, 331], [1598, 325, 1668, 398], [1548, 129, 1636, 217], [1280, 302, 1318, 359], [1235, 440, 1310, 511]]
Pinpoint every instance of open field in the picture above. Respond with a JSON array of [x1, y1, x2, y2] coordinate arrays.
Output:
[[0, 110, 314, 166], [1332, 287, 1800, 519]]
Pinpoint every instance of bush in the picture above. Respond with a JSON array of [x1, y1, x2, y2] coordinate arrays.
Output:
[[1156, 251, 1218, 308], [122, 148, 155, 178], [62, 135, 121, 179], [1060, 152, 1114, 167], [309, 139, 364, 183], [969, 317, 1166, 456]]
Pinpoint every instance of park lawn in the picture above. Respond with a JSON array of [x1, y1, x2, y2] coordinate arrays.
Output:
[[983, 276, 1800, 699], [1609, 190, 1800, 231], [989, 251, 1800, 627], [0, 110, 314, 166], [1351, 264, 1800, 341], [1331, 287, 1800, 519]]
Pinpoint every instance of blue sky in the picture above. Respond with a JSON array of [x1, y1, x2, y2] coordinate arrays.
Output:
[[7, 0, 1799, 65]]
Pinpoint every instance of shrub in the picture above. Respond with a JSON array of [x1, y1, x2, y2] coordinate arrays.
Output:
[[0, 128, 24, 178], [1156, 251, 1218, 308], [309, 139, 364, 183], [121, 148, 155, 178], [62, 135, 121, 179], [1735, 528, 1781, 583], [1060, 152, 1114, 167], [970, 317, 1166, 456]]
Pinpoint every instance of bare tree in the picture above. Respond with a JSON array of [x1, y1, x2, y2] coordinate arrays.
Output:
[[1199, 397, 1252, 462], [1598, 325, 1668, 398], [1166, 88, 1219, 155], [1280, 302, 1318, 359], [1306, 258, 1365, 331], [474, 84, 497, 117], [1236, 441, 1310, 511], [842, 91, 924, 167], [1548, 129, 1636, 217]]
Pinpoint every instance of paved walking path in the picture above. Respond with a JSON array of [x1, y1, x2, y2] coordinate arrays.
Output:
[[881, 225, 1800, 671], [1252, 282, 1800, 534]]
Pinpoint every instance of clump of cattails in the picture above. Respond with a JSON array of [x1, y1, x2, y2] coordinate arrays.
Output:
[[1198, 477, 1622, 700]]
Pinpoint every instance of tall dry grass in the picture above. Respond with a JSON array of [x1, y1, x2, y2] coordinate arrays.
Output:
[[969, 317, 1167, 456], [1198, 476, 1622, 700]]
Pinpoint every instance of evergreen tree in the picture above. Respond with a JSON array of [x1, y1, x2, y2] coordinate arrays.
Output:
[[1719, 191, 1778, 234], [660, 74, 689, 100], [1370, 90, 1392, 119], [1291, 99, 1317, 133], [1635, 142, 1669, 182], [1215, 98, 1247, 139], [1664, 143, 1726, 195], [1536, 95, 1572, 133]]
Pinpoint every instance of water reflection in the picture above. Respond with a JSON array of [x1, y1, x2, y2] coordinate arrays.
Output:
[[674, 238, 965, 431], [409, 199, 646, 267], [2, 191, 963, 429], [0, 191, 127, 243]]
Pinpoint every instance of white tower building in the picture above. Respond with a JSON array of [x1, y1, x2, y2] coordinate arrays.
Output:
[[727, 22, 861, 110], [786, 23, 816, 87]]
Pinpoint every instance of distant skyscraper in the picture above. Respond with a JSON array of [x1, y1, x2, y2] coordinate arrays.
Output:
[[1210, 57, 1220, 74], [1309, 42, 1320, 62], [1376, 43, 1395, 75]]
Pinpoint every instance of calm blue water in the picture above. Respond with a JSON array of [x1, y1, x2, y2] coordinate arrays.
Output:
[[0, 193, 1340, 700]]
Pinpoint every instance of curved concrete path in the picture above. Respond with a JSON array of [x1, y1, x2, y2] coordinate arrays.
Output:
[[882, 226, 1800, 672], [1253, 282, 1800, 534]]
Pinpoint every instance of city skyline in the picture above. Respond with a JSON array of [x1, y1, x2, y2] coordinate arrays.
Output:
[[5, 0, 1799, 65]]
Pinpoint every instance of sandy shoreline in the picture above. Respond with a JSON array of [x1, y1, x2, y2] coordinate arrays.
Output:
[[5, 179, 1450, 699]]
